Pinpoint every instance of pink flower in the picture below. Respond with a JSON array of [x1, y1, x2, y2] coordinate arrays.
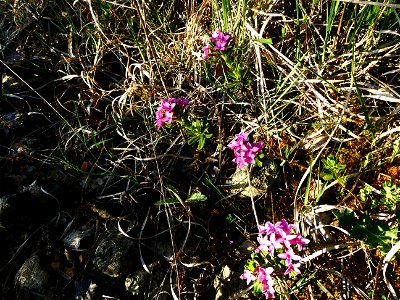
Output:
[[228, 132, 248, 149], [284, 262, 301, 275], [258, 222, 276, 235], [277, 247, 302, 266], [202, 30, 232, 60], [155, 99, 175, 129], [210, 31, 232, 51], [256, 267, 275, 298], [202, 43, 211, 60], [276, 219, 295, 235], [242, 219, 309, 298], [155, 98, 189, 129], [233, 151, 250, 169], [290, 233, 310, 251], [240, 269, 256, 285], [275, 231, 297, 249], [257, 233, 282, 256], [263, 289, 275, 299], [227, 132, 263, 168]]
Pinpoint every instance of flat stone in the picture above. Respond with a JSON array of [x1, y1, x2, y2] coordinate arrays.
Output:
[[125, 261, 162, 297], [92, 234, 135, 277], [15, 255, 49, 293], [63, 228, 93, 251], [226, 159, 278, 198]]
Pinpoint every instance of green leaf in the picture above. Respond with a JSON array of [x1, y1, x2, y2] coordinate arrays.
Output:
[[188, 136, 200, 145], [186, 192, 207, 203], [247, 259, 257, 272], [154, 198, 180, 205], [253, 281, 263, 295], [322, 174, 334, 181], [338, 176, 347, 187], [333, 209, 354, 226], [334, 209, 398, 254], [254, 38, 273, 44], [226, 213, 235, 223], [192, 120, 202, 129], [198, 136, 205, 150], [355, 216, 398, 253]]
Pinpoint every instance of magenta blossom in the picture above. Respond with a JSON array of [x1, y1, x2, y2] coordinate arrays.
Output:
[[241, 219, 310, 298], [155, 98, 189, 129], [256, 233, 282, 256], [256, 266, 275, 294], [258, 222, 276, 235], [228, 132, 263, 168], [277, 247, 302, 266], [277, 219, 296, 235], [202, 30, 232, 60], [202, 43, 211, 60], [290, 233, 311, 251], [210, 31, 232, 51], [284, 262, 301, 275], [240, 269, 256, 285], [155, 99, 175, 129]]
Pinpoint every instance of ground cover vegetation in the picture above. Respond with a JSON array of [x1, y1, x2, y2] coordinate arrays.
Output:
[[1, 0, 400, 299]]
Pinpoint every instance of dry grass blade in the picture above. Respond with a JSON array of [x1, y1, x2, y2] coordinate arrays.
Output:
[[337, 0, 400, 9], [382, 240, 400, 300]]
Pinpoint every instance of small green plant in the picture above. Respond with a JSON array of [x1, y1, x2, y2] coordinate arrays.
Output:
[[342, 181, 400, 256], [380, 180, 400, 211], [359, 183, 373, 203], [360, 180, 400, 212], [154, 186, 208, 206], [333, 209, 398, 256], [186, 120, 213, 150], [390, 140, 400, 163], [255, 152, 265, 168], [154, 98, 212, 150], [321, 154, 347, 186]]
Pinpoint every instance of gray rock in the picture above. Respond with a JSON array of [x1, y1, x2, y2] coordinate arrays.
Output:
[[125, 269, 147, 296], [214, 265, 251, 300], [92, 234, 135, 277], [237, 240, 256, 256], [226, 159, 279, 198], [125, 261, 162, 297], [15, 255, 49, 293], [81, 282, 99, 300], [214, 265, 232, 300], [63, 228, 93, 251]]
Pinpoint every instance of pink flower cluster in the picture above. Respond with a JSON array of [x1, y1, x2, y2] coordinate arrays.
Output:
[[227, 132, 263, 168], [155, 98, 189, 129], [202, 30, 233, 60], [240, 219, 310, 299], [257, 220, 310, 275], [241, 266, 276, 298]]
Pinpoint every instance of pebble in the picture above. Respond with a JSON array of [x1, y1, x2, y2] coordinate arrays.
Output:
[[15, 255, 49, 294], [92, 234, 136, 277]]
